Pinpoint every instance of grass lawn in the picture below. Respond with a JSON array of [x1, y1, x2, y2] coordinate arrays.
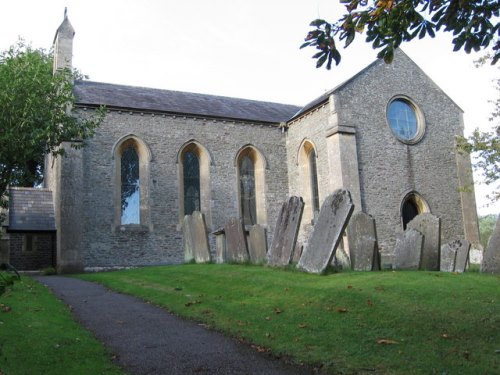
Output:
[[0, 277, 124, 375], [78, 264, 499, 374]]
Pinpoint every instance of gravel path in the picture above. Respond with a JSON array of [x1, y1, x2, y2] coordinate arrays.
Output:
[[34, 276, 312, 375]]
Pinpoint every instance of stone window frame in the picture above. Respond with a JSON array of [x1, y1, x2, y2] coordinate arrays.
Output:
[[386, 95, 426, 145], [297, 139, 320, 225], [177, 140, 213, 228], [112, 134, 152, 231], [235, 145, 267, 227], [400, 190, 430, 229], [22, 234, 37, 253]]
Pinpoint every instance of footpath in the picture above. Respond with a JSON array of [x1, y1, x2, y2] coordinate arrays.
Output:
[[35, 276, 311, 375]]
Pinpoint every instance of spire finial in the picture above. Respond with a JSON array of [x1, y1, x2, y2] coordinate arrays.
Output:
[[64, 7, 67, 19]]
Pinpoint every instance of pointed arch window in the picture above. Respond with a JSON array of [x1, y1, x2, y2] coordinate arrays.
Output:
[[308, 148, 320, 213], [121, 145, 140, 224], [113, 135, 151, 229], [239, 154, 257, 226], [183, 151, 201, 215]]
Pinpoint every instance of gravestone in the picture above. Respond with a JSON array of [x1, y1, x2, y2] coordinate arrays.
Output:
[[333, 242, 351, 270], [212, 227, 226, 264], [182, 212, 211, 263], [346, 212, 380, 271], [298, 189, 354, 274], [292, 241, 303, 264], [440, 241, 458, 272], [453, 239, 471, 272], [393, 229, 423, 270], [268, 196, 304, 266], [481, 215, 500, 274], [248, 224, 267, 264], [224, 217, 249, 263], [408, 213, 441, 271]]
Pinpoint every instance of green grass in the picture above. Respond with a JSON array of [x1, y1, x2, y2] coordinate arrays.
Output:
[[0, 277, 124, 375], [78, 264, 500, 374]]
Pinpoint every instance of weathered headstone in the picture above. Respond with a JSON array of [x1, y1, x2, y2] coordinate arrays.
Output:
[[440, 241, 458, 272], [248, 224, 267, 264], [453, 239, 471, 272], [346, 212, 380, 271], [298, 189, 355, 274], [212, 227, 226, 264], [182, 212, 211, 263], [291, 241, 303, 264], [393, 229, 423, 270], [408, 213, 441, 271], [268, 196, 304, 266], [481, 215, 500, 274], [224, 217, 249, 263], [333, 241, 351, 270]]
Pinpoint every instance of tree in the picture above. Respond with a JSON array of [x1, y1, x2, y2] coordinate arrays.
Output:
[[0, 41, 104, 210], [301, 0, 500, 69], [478, 213, 497, 248]]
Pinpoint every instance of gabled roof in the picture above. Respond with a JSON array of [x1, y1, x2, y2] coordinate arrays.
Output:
[[289, 49, 463, 121], [74, 81, 301, 124], [7, 188, 56, 232]]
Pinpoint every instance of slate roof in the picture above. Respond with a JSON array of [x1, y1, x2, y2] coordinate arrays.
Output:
[[7, 188, 56, 232], [74, 81, 302, 124]]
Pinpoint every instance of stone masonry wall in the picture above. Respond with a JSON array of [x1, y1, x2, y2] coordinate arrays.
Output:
[[9, 233, 55, 270], [336, 53, 466, 254], [79, 111, 289, 267], [286, 52, 469, 256]]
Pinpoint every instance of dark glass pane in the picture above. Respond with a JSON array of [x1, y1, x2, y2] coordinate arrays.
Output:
[[121, 146, 140, 224], [402, 198, 419, 230], [240, 155, 256, 225], [183, 151, 200, 215], [308, 149, 320, 213], [387, 99, 418, 140]]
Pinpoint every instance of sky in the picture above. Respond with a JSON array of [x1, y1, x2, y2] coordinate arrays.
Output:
[[1, 0, 498, 216]]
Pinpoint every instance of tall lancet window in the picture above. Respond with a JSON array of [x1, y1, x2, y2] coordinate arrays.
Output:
[[308, 148, 320, 213], [239, 155, 257, 226], [183, 151, 201, 215], [121, 145, 140, 224]]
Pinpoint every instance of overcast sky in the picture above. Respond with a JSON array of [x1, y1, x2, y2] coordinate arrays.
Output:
[[1, 0, 498, 215]]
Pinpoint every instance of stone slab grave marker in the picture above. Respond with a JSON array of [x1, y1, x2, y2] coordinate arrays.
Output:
[[224, 217, 249, 263], [408, 213, 441, 271], [182, 211, 211, 263], [212, 227, 226, 264], [298, 189, 354, 274], [453, 239, 471, 272], [393, 228, 423, 270], [440, 239, 470, 272], [268, 196, 304, 266], [346, 211, 380, 271], [248, 224, 267, 264], [481, 215, 500, 274]]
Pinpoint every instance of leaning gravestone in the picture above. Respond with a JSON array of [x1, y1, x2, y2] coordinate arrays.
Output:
[[393, 228, 423, 270], [440, 239, 471, 272], [298, 189, 354, 274], [212, 227, 226, 264], [248, 224, 267, 264], [268, 196, 304, 266], [182, 212, 211, 263], [408, 213, 441, 271], [333, 242, 351, 270], [440, 241, 458, 272], [292, 241, 303, 264], [224, 217, 249, 263], [346, 212, 380, 271], [481, 215, 500, 274]]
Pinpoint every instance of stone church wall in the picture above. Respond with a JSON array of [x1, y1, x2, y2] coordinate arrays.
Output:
[[335, 56, 466, 254], [78, 111, 288, 267], [286, 53, 469, 256]]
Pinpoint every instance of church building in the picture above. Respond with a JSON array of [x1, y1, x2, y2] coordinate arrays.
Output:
[[3, 15, 480, 272]]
